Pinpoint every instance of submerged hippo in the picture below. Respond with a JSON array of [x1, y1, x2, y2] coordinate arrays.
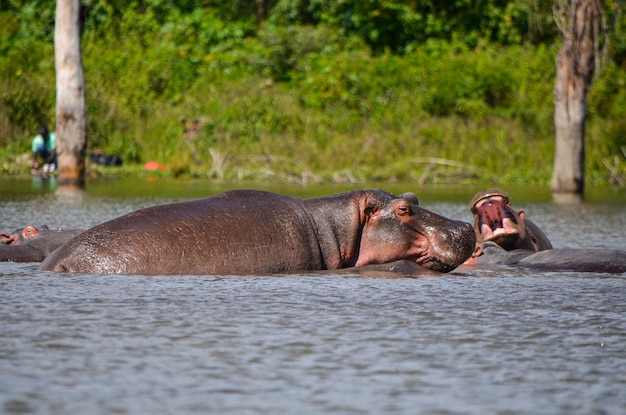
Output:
[[40, 189, 476, 275], [469, 188, 552, 252], [462, 189, 625, 273], [465, 242, 626, 273], [1, 225, 83, 262]]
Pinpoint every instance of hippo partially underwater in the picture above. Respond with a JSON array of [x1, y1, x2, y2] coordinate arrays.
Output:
[[40, 189, 476, 275], [469, 188, 552, 252], [1, 225, 83, 263], [464, 241, 626, 273], [463, 188, 626, 273]]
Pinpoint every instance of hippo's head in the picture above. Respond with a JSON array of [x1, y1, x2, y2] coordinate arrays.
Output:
[[470, 188, 551, 252], [355, 192, 476, 273], [0, 225, 41, 245]]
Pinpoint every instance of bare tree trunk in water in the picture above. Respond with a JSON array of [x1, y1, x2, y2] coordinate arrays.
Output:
[[55, 0, 87, 190], [551, 0, 602, 202]]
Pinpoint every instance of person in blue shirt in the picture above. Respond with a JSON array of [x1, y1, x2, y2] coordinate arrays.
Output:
[[31, 124, 57, 174]]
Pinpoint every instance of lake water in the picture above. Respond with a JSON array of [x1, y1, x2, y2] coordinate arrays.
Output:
[[1, 177, 625, 414]]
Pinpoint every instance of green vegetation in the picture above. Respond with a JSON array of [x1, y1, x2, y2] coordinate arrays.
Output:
[[1, 0, 625, 186]]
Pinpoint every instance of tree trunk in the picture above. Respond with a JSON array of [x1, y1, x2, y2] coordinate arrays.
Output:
[[551, 0, 602, 202], [255, 0, 266, 23], [55, 0, 87, 189]]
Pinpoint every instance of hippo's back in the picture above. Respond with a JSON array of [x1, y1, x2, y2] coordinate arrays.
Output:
[[40, 190, 324, 275]]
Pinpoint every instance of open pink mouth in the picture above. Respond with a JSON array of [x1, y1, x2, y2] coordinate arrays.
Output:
[[480, 222, 520, 241], [473, 194, 520, 241]]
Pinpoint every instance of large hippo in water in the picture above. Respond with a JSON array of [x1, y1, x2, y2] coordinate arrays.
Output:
[[40, 189, 476, 275], [1, 225, 83, 262]]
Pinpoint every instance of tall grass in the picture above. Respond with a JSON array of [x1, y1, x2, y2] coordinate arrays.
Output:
[[1, 24, 624, 186]]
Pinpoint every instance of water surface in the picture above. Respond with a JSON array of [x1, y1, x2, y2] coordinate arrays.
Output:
[[1, 178, 625, 414]]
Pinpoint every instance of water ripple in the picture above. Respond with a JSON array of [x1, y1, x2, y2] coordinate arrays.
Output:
[[1, 194, 625, 414]]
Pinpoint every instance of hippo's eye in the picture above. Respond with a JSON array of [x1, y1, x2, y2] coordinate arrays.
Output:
[[395, 203, 412, 216]]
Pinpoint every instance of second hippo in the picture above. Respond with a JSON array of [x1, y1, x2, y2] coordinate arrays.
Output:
[[470, 188, 552, 252], [1, 225, 83, 262], [465, 242, 626, 273]]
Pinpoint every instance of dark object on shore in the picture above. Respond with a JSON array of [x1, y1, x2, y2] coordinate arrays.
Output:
[[90, 153, 122, 166]]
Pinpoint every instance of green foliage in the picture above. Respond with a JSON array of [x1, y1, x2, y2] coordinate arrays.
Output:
[[414, 42, 555, 121], [1, 0, 625, 186], [250, 25, 341, 81], [270, 0, 558, 52]]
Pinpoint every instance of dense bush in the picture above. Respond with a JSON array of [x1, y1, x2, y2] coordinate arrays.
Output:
[[0, 0, 625, 185]]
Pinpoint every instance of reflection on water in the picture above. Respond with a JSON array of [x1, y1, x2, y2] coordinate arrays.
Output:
[[0, 178, 625, 414], [30, 176, 58, 193], [4, 176, 626, 206]]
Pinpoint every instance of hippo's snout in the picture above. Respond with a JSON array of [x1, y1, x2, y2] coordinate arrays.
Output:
[[427, 220, 476, 272]]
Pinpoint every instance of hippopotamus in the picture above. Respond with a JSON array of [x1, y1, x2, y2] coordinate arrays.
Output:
[[469, 188, 552, 252], [0, 225, 83, 262], [464, 242, 626, 273], [39, 189, 476, 275], [462, 189, 625, 273]]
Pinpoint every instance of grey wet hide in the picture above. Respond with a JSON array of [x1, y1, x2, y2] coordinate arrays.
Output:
[[40, 189, 476, 275], [0, 226, 83, 262], [468, 242, 626, 273]]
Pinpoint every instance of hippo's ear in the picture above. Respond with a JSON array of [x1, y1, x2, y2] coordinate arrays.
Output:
[[398, 192, 419, 205], [0, 233, 11, 244], [22, 225, 40, 239]]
